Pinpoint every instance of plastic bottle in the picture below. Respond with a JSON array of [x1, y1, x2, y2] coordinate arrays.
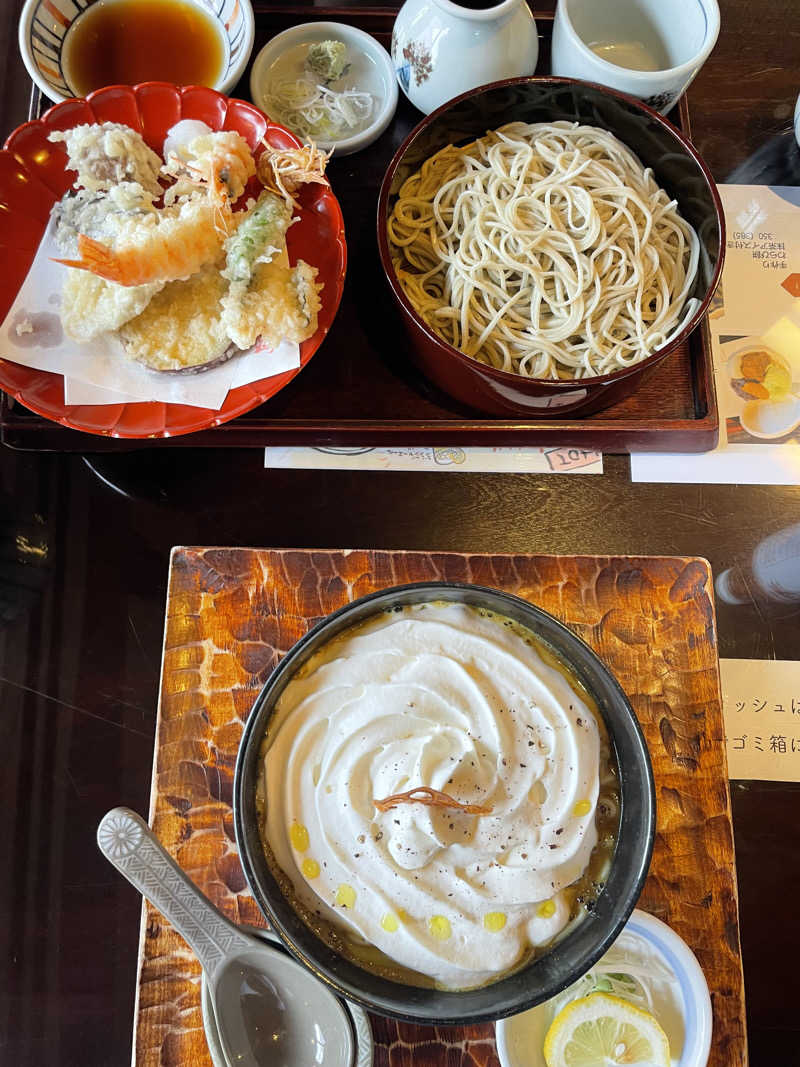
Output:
[[716, 521, 800, 605]]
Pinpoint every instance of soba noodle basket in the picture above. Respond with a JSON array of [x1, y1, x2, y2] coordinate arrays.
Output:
[[377, 77, 724, 418]]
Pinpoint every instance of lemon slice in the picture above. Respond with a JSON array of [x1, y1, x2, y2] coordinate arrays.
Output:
[[543, 992, 671, 1067]]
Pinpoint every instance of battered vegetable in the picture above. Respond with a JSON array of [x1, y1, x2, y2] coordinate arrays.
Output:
[[48, 118, 328, 364], [222, 191, 293, 286]]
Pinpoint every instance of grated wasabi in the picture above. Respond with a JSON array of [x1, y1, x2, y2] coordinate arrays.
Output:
[[306, 40, 349, 82]]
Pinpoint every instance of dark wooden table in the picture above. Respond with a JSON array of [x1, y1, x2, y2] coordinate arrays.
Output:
[[1, 1, 799, 1064]]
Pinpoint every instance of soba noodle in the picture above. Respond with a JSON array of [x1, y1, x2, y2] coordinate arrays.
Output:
[[387, 121, 700, 379]]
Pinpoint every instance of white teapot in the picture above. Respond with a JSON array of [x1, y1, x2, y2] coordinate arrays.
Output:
[[391, 0, 539, 115]]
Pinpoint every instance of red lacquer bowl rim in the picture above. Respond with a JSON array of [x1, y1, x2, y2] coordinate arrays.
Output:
[[0, 82, 347, 439], [377, 75, 724, 393]]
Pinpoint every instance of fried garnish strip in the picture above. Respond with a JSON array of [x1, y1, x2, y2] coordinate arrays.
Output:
[[373, 786, 493, 815], [257, 142, 331, 208]]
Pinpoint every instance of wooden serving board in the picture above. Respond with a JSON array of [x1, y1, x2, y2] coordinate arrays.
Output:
[[134, 548, 746, 1066]]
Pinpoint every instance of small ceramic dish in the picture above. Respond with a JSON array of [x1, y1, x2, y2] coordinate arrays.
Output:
[[250, 22, 398, 156], [201, 925, 374, 1067], [18, 0, 254, 103], [495, 908, 713, 1067]]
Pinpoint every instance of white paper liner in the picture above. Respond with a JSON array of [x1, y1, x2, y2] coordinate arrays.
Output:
[[1, 217, 301, 410]]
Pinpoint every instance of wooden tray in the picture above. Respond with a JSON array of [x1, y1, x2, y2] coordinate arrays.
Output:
[[133, 548, 746, 1066], [0, 8, 718, 454]]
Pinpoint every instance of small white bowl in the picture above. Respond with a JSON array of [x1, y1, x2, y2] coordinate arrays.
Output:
[[18, 0, 254, 103], [496, 909, 712, 1067], [249, 22, 398, 156]]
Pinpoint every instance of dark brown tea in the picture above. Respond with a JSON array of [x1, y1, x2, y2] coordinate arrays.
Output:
[[63, 0, 225, 97]]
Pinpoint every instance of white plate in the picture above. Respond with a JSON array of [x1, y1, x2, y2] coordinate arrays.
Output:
[[495, 909, 712, 1067], [725, 340, 800, 439], [250, 22, 398, 156]]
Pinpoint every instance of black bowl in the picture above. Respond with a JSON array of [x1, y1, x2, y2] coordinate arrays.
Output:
[[377, 77, 725, 418], [234, 582, 655, 1024]]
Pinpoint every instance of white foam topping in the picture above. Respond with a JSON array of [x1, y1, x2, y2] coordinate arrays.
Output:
[[262, 602, 600, 989]]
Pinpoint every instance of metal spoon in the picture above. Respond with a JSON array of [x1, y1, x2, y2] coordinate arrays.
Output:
[[97, 807, 354, 1067]]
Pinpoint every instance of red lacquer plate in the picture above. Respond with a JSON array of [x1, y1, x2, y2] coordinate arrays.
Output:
[[0, 83, 347, 438]]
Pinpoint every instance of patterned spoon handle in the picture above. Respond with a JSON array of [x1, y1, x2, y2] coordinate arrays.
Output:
[[97, 807, 252, 980]]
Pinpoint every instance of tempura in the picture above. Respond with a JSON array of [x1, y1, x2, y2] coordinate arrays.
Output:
[[47, 120, 330, 370]]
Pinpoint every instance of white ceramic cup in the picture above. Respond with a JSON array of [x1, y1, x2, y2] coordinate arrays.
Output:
[[551, 0, 720, 114]]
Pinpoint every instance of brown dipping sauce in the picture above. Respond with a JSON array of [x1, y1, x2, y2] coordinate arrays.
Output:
[[62, 0, 226, 97]]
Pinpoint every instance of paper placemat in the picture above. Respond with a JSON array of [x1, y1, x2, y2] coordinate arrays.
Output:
[[264, 446, 604, 473], [133, 549, 746, 1067]]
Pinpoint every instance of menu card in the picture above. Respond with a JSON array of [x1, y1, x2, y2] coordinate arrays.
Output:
[[264, 445, 603, 473], [721, 657, 800, 782], [631, 185, 800, 485]]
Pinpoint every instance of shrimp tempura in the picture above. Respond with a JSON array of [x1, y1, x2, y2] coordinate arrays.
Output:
[[162, 131, 256, 205]]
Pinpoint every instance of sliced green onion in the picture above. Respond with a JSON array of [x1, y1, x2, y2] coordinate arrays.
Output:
[[264, 75, 374, 143]]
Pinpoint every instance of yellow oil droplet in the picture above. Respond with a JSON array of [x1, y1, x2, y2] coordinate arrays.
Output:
[[537, 899, 556, 919], [428, 915, 452, 940], [381, 913, 399, 932], [290, 821, 309, 852], [483, 912, 507, 932], [573, 799, 592, 817], [336, 884, 356, 908], [301, 858, 320, 879]]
